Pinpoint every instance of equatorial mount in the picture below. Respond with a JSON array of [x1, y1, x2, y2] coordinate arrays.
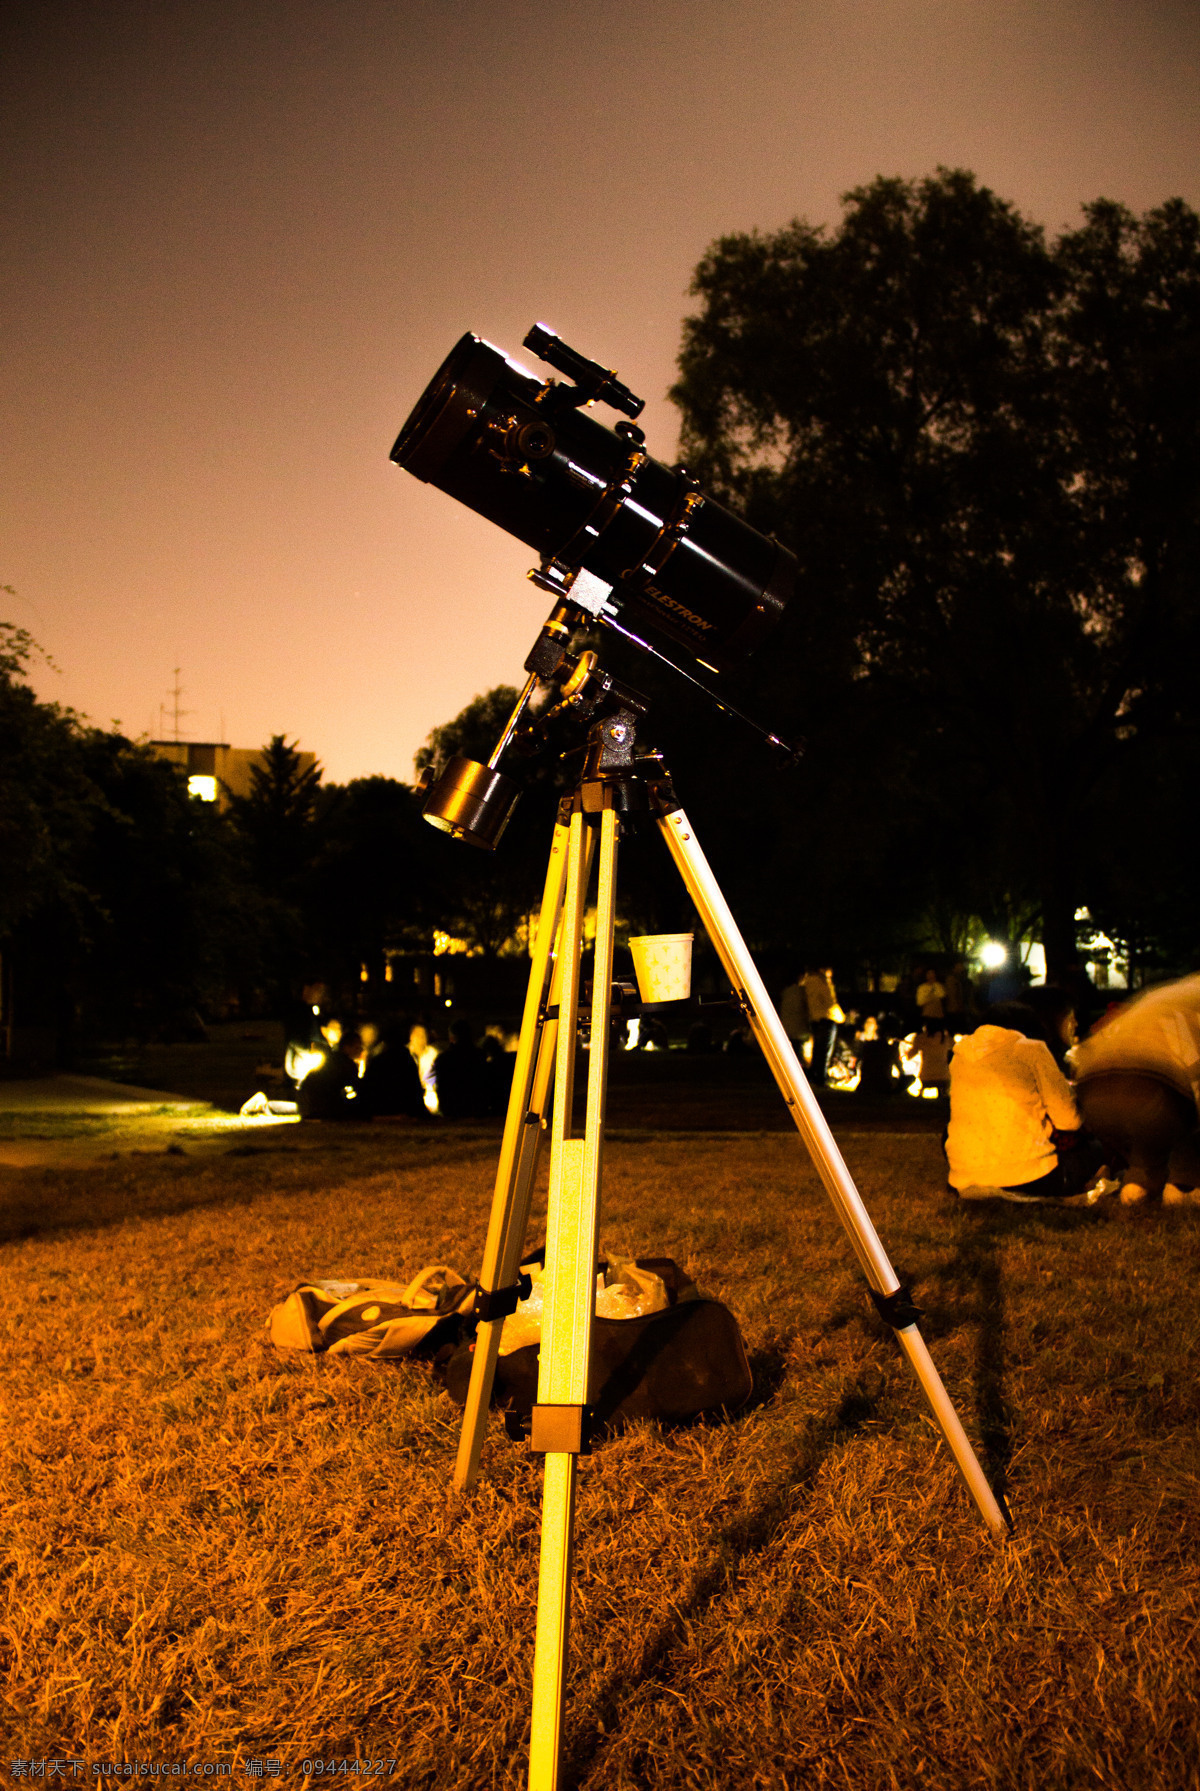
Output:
[[419, 590, 799, 852]]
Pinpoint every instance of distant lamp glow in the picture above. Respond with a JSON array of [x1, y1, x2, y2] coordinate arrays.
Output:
[[979, 941, 1008, 970], [187, 774, 219, 802], [433, 929, 475, 956]]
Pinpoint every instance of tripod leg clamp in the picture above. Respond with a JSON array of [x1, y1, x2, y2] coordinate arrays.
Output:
[[529, 1404, 592, 1455], [869, 1285, 923, 1329], [474, 1272, 533, 1325]]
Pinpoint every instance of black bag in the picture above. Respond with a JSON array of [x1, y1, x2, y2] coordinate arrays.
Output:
[[443, 1254, 753, 1438]]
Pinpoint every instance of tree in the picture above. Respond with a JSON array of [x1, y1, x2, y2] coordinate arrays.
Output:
[[1, 616, 258, 1049], [227, 734, 324, 897], [306, 775, 441, 987], [225, 734, 326, 1002], [669, 171, 1200, 975], [64, 731, 256, 1036], [0, 620, 108, 933]]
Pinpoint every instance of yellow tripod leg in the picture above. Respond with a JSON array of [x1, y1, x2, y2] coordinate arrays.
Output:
[[529, 802, 619, 1790], [454, 819, 571, 1493], [658, 804, 1009, 1542]]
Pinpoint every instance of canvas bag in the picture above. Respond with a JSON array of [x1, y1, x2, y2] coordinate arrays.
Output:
[[443, 1252, 754, 1435], [267, 1265, 476, 1358]]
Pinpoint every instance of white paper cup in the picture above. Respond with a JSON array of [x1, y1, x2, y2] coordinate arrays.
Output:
[[628, 933, 694, 1003]]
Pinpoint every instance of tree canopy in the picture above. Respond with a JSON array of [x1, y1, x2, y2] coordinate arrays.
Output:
[[667, 170, 1200, 977], [1, 620, 254, 1046]]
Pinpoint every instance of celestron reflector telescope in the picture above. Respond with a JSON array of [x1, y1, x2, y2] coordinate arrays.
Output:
[[392, 324, 798, 848], [390, 325, 1010, 1791], [392, 323, 793, 669]]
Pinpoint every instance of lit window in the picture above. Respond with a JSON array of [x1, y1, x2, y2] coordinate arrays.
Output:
[[187, 775, 219, 802]]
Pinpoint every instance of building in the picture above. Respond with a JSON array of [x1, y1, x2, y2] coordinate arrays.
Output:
[[148, 741, 318, 810]]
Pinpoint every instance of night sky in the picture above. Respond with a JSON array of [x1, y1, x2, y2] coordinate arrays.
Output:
[[4, 0, 1198, 783]]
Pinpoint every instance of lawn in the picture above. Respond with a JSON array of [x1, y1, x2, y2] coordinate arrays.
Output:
[[2, 1121, 1198, 1788]]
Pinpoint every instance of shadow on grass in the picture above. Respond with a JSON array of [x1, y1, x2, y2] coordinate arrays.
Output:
[[562, 1374, 889, 1787], [742, 1337, 792, 1414], [0, 1133, 498, 1244], [925, 1217, 1015, 1496]]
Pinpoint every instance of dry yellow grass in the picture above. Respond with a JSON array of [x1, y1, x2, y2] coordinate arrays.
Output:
[[2, 1126, 1198, 1788]]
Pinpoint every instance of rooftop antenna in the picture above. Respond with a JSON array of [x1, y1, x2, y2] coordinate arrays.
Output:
[[167, 668, 192, 742]]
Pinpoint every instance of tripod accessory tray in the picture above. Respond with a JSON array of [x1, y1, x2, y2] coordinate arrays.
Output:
[[869, 1285, 924, 1329], [474, 1272, 535, 1324]]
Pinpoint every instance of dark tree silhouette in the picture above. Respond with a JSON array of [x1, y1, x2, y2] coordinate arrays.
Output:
[[669, 170, 1200, 975], [225, 734, 327, 1004], [227, 734, 324, 896], [1, 617, 258, 1050], [306, 775, 440, 987]]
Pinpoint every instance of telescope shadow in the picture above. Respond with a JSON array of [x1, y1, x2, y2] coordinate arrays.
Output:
[[563, 1369, 890, 1787]]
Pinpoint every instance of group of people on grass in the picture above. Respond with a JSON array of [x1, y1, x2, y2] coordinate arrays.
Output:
[[945, 974, 1200, 1208], [779, 962, 1200, 1207], [280, 967, 1200, 1207], [780, 966, 956, 1094], [283, 985, 514, 1122]]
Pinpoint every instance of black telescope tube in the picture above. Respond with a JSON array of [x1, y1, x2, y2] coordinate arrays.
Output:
[[390, 332, 794, 671]]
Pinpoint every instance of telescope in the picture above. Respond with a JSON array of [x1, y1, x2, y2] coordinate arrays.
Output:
[[392, 323, 794, 673], [391, 324, 798, 847], [388, 323, 1012, 1791]]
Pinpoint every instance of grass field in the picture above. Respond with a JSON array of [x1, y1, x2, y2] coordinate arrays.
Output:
[[2, 1120, 1199, 1788]]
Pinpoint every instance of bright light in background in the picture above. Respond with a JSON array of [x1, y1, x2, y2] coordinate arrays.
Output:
[[979, 941, 1008, 970], [287, 1047, 325, 1086], [187, 774, 218, 802], [433, 931, 476, 957]]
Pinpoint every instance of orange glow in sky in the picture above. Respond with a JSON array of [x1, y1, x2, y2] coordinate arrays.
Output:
[[3, 0, 1198, 782]]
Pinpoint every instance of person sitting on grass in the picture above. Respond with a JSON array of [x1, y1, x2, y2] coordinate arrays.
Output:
[[299, 1020, 360, 1121], [945, 1002, 1112, 1203], [1070, 973, 1200, 1208], [853, 1014, 898, 1099], [358, 1019, 426, 1119], [912, 1021, 952, 1101]]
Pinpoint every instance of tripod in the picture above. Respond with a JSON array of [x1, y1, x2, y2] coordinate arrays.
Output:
[[452, 713, 1010, 1791]]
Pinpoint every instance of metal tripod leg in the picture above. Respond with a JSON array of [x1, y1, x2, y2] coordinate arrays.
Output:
[[454, 816, 598, 1494], [528, 800, 619, 1791], [657, 804, 1010, 1542]]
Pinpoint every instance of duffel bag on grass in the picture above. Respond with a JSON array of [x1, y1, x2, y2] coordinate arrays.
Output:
[[268, 1265, 475, 1358], [444, 1253, 753, 1434]]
